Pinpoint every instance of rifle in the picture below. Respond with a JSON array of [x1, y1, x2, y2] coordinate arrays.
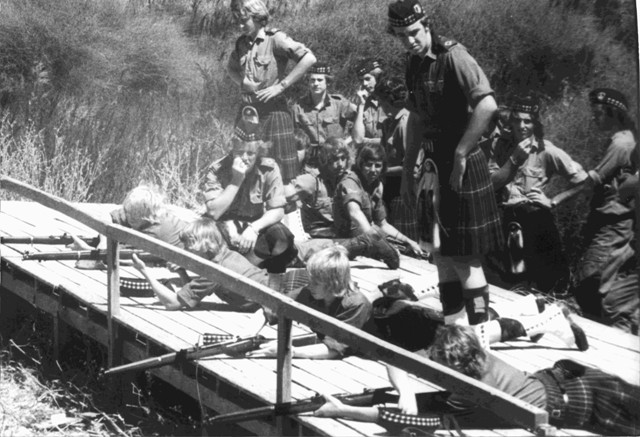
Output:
[[205, 388, 449, 426], [22, 249, 166, 266], [1, 234, 101, 247], [103, 332, 318, 376]]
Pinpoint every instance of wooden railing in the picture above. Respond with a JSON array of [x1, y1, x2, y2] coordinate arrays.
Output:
[[0, 176, 555, 435]]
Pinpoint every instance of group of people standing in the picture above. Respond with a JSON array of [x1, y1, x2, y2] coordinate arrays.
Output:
[[106, 0, 638, 434]]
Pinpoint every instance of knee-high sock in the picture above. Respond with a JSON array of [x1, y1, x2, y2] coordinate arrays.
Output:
[[490, 293, 545, 318], [439, 282, 467, 325], [463, 285, 490, 325]]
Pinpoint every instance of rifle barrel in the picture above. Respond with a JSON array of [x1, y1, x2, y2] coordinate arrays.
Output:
[[22, 249, 166, 265], [1, 234, 99, 246], [103, 333, 317, 376]]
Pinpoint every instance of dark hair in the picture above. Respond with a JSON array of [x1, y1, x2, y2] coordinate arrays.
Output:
[[355, 143, 388, 181], [601, 105, 637, 134], [374, 76, 408, 108], [509, 109, 545, 140], [427, 325, 488, 380]]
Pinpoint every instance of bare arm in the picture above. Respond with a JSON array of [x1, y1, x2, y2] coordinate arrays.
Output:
[[352, 90, 368, 145], [346, 201, 374, 235], [255, 52, 317, 103], [379, 219, 423, 255], [131, 254, 183, 311], [387, 364, 418, 414], [205, 157, 247, 220], [247, 341, 340, 359]]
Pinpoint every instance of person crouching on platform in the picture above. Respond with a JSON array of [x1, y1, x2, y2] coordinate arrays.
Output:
[[202, 117, 298, 274], [333, 143, 424, 257]]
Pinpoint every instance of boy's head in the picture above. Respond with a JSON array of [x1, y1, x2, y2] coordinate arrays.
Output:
[[123, 185, 166, 230], [589, 88, 634, 132], [306, 246, 351, 299], [319, 137, 350, 179], [428, 325, 487, 380], [179, 217, 227, 259]]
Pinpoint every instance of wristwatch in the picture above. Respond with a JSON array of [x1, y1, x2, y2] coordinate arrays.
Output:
[[279, 79, 289, 89]]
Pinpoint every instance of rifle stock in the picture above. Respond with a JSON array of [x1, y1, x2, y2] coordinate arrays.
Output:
[[103, 333, 318, 376], [205, 387, 397, 425], [22, 249, 166, 266], [1, 234, 100, 247]]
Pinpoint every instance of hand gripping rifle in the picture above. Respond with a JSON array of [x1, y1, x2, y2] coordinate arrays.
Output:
[[22, 249, 167, 266], [1, 233, 101, 247], [103, 332, 318, 376], [205, 388, 448, 428]]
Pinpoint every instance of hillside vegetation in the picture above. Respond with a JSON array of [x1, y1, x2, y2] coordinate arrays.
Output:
[[0, 0, 638, 258]]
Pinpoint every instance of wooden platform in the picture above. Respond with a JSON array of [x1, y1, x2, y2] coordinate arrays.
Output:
[[1, 200, 638, 436]]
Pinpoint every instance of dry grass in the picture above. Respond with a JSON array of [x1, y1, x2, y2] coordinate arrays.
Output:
[[0, 349, 135, 437]]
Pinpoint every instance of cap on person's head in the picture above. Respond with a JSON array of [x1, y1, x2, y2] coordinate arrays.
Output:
[[355, 58, 382, 77], [589, 88, 629, 112], [388, 0, 426, 28], [309, 62, 332, 75], [234, 117, 262, 142], [511, 96, 540, 115]]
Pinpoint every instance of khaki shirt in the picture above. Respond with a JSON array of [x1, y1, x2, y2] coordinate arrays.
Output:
[[292, 93, 357, 145], [361, 98, 387, 141], [228, 27, 310, 96], [487, 136, 588, 206], [203, 155, 286, 222], [333, 170, 386, 237]]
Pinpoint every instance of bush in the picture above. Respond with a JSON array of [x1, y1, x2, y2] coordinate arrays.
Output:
[[0, 0, 637, 270]]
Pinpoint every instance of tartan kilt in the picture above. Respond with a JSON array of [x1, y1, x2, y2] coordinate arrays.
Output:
[[261, 109, 299, 182], [389, 197, 420, 242], [436, 147, 503, 257]]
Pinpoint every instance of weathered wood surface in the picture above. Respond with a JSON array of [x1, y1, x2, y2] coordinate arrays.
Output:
[[2, 200, 638, 436]]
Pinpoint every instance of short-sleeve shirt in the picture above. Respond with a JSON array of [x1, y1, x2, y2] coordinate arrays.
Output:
[[333, 170, 387, 237], [285, 285, 373, 356], [298, 167, 335, 237], [227, 27, 310, 96], [588, 130, 636, 215], [361, 98, 387, 141], [202, 154, 286, 222], [487, 136, 588, 206], [177, 248, 269, 309], [292, 93, 357, 145], [406, 36, 493, 153], [110, 208, 190, 249]]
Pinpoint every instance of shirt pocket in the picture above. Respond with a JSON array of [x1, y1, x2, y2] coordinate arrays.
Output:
[[252, 55, 272, 83], [521, 166, 544, 184]]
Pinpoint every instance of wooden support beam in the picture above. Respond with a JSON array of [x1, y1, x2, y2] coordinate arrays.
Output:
[[276, 315, 293, 436], [107, 236, 121, 368]]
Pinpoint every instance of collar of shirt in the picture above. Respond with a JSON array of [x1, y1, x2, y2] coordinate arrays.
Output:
[[248, 27, 266, 45], [366, 98, 379, 109], [303, 92, 332, 111]]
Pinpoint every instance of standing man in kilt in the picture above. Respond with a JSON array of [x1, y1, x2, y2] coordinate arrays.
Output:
[[227, 0, 317, 183], [389, 0, 503, 326]]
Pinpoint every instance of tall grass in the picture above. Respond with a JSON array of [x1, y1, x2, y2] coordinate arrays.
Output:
[[0, 0, 637, 264]]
